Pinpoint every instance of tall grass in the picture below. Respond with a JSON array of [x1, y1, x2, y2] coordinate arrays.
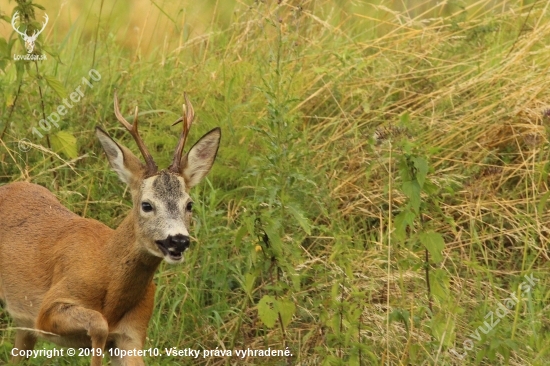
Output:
[[1, 0, 549, 365]]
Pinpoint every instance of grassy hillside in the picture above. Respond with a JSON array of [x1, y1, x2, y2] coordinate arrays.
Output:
[[0, 0, 549, 365]]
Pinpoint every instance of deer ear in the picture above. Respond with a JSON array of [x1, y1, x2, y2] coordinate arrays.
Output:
[[96, 127, 144, 185], [181, 128, 221, 189]]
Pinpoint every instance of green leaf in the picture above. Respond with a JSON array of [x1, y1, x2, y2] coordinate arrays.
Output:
[[398, 156, 413, 181], [423, 180, 439, 195], [394, 209, 415, 241], [51, 131, 78, 159], [541, 161, 550, 182], [430, 312, 455, 347], [0, 38, 8, 58], [234, 225, 248, 248], [281, 260, 301, 292], [44, 75, 68, 99], [276, 299, 296, 328], [389, 308, 410, 334], [263, 222, 283, 258], [412, 156, 429, 188], [5, 92, 15, 107], [42, 45, 63, 64], [8, 38, 16, 55], [287, 203, 311, 235], [402, 180, 421, 212], [243, 273, 256, 299], [419, 231, 445, 263], [257, 295, 278, 328], [537, 191, 550, 218], [430, 268, 450, 302], [348, 354, 360, 366]]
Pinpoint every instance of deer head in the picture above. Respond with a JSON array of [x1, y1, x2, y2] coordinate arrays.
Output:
[[11, 11, 49, 54], [95, 93, 221, 264]]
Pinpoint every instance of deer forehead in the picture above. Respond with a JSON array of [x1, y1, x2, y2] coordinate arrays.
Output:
[[140, 171, 189, 210]]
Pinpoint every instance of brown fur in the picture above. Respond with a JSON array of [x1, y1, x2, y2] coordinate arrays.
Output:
[[0, 182, 157, 365], [0, 117, 220, 366]]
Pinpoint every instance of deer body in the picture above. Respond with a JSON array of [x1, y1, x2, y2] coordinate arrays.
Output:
[[0, 94, 220, 366], [0, 182, 158, 349]]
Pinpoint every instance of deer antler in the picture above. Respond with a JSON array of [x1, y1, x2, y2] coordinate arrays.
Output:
[[114, 92, 158, 176], [11, 12, 27, 38], [30, 13, 49, 40], [168, 93, 195, 174]]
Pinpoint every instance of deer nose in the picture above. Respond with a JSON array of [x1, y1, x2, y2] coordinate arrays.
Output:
[[166, 234, 190, 252]]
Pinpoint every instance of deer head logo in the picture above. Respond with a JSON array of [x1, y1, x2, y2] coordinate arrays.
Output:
[[11, 11, 48, 54]]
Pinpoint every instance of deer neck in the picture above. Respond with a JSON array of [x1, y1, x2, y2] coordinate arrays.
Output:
[[102, 211, 162, 323]]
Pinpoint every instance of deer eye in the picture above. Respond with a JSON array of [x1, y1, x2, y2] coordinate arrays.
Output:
[[186, 202, 194, 212], [141, 202, 153, 212]]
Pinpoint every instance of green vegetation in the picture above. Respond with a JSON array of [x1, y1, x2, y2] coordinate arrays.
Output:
[[1, 0, 549, 364]]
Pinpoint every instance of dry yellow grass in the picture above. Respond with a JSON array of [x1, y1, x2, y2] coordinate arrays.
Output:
[[1, 0, 549, 365]]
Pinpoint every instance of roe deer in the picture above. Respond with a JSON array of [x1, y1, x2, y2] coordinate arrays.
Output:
[[0, 93, 221, 365]]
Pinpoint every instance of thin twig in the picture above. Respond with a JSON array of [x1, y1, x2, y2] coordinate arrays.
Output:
[[506, 0, 539, 58], [385, 140, 392, 366], [0, 80, 23, 140], [8, 327, 59, 337]]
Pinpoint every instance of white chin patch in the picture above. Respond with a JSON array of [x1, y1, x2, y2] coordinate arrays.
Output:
[[147, 246, 165, 259], [164, 254, 184, 265]]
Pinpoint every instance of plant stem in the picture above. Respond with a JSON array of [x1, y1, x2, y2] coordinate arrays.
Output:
[[0, 80, 23, 141], [34, 61, 58, 185], [386, 140, 392, 362], [420, 213, 433, 314], [506, 0, 539, 58], [91, 0, 105, 69], [358, 314, 362, 365], [277, 310, 286, 347], [424, 248, 433, 314]]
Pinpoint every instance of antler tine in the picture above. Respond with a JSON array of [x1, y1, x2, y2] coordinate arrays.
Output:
[[11, 11, 26, 37], [168, 93, 195, 173], [113, 92, 158, 176], [35, 13, 49, 36]]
